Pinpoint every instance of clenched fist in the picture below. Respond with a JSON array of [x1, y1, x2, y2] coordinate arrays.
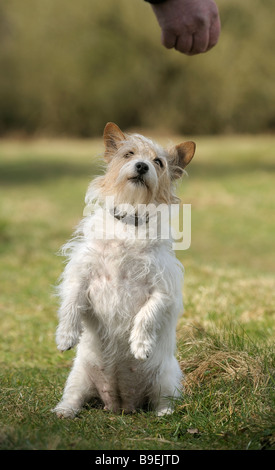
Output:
[[150, 0, 221, 55]]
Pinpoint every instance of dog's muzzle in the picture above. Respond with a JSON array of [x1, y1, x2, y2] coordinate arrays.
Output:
[[128, 161, 149, 186], [135, 162, 149, 175]]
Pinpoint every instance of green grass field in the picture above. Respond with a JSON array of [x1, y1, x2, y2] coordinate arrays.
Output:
[[0, 135, 274, 450]]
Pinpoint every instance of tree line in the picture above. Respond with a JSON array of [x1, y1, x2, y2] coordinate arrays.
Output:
[[0, 0, 274, 136]]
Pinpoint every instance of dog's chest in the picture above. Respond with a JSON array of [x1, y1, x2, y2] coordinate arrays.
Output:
[[86, 240, 152, 319]]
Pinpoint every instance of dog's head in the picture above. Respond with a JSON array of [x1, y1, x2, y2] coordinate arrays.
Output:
[[95, 122, 195, 206]]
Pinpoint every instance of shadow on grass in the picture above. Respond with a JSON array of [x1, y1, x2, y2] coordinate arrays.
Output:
[[0, 160, 102, 185]]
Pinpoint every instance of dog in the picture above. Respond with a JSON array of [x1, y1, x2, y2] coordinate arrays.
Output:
[[53, 123, 195, 417]]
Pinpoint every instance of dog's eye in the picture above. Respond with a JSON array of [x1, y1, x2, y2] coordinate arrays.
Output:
[[124, 151, 134, 159], [154, 158, 163, 168]]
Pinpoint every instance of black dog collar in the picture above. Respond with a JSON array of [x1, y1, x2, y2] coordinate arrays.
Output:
[[113, 208, 149, 227]]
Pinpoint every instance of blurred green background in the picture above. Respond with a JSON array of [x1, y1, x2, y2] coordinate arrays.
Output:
[[1, 0, 275, 137]]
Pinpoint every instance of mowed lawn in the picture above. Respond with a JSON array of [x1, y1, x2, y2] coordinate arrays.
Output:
[[0, 135, 274, 450]]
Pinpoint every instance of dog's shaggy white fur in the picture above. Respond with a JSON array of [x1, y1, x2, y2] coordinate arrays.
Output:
[[53, 123, 195, 417]]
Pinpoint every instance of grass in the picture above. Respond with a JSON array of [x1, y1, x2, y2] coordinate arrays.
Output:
[[0, 134, 274, 450]]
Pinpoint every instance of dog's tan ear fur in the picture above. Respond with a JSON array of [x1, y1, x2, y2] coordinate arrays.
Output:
[[169, 141, 196, 179], [103, 122, 125, 162]]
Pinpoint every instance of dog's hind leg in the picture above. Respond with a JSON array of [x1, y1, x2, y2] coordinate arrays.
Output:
[[53, 356, 97, 418], [150, 357, 183, 416]]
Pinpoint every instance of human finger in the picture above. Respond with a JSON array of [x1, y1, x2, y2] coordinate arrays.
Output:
[[188, 27, 210, 55], [161, 30, 177, 49], [174, 33, 193, 54]]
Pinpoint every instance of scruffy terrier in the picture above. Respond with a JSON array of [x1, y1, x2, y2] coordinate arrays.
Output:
[[53, 123, 195, 417]]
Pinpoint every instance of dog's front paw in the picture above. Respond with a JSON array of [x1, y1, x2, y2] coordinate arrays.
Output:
[[56, 330, 79, 352], [130, 339, 151, 361]]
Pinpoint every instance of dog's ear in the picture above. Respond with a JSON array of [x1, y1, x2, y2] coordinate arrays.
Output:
[[168, 141, 196, 179], [103, 122, 125, 162]]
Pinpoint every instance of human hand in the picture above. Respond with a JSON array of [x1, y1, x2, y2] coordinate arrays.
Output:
[[151, 0, 221, 55]]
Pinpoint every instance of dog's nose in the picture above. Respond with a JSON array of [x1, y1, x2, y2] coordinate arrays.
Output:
[[135, 162, 149, 175]]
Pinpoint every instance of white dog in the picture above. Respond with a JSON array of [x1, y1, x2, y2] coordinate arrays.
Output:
[[53, 123, 195, 417]]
